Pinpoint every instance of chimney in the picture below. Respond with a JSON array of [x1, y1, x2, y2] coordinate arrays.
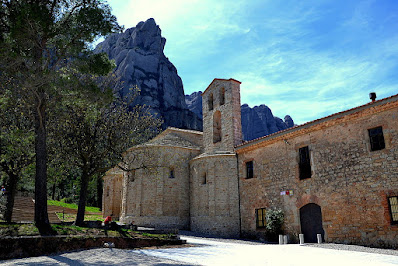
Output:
[[369, 92, 376, 102]]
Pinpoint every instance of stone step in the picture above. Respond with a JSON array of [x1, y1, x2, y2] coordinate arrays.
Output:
[[10, 197, 60, 223]]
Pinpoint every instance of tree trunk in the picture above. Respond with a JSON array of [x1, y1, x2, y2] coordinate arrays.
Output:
[[75, 167, 89, 226], [96, 175, 102, 210], [34, 96, 50, 229], [52, 183, 56, 200], [4, 173, 19, 223]]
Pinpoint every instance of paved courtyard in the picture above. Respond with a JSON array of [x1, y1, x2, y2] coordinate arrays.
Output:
[[2, 234, 398, 265]]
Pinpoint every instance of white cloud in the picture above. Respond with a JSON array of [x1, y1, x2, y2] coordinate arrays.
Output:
[[107, 0, 398, 125]]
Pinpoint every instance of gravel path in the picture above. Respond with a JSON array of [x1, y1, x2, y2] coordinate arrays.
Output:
[[2, 232, 398, 265], [180, 230, 398, 256], [178, 230, 264, 245], [137, 233, 398, 265], [304, 243, 398, 256], [1, 248, 191, 265]]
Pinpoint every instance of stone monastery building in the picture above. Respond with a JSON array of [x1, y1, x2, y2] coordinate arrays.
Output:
[[103, 78, 398, 247]]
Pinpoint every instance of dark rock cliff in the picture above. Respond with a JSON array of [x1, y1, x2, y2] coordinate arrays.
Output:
[[95, 18, 202, 130], [241, 104, 294, 141], [185, 92, 294, 141]]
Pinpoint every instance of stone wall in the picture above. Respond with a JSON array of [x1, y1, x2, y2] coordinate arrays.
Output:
[[0, 236, 186, 260], [102, 167, 124, 219], [236, 99, 398, 247], [120, 145, 200, 229], [189, 154, 240, 237]]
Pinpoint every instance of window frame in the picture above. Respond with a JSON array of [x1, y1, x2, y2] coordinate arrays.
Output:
[[299, 146, 311, 180], [246, 161, 254, 179], [256, 208, 266, 228], [368, 126, 385, 152], [388, 196, 398, 225]]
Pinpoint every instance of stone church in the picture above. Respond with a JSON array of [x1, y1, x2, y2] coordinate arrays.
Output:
[[103, 78, 398, 248]]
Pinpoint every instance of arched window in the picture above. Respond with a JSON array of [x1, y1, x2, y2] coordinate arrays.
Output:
[[213, 111, 222, 143], [220, 87, 225, 105], [208, 93, 213, 111]]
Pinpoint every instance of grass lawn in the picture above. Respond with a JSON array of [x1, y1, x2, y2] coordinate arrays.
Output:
[[47, 200, 101, 213], [47, 199, 105, 222], [55, 213, 103, 222]]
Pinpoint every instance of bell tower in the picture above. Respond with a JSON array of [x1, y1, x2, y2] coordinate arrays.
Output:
[[190, 78, 242, 237], [202, 78, 242, 153]]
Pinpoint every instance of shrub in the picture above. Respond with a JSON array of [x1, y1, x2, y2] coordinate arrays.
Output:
[[265, 208, 284, 242]]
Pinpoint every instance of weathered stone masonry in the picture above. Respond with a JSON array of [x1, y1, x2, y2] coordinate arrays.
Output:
[[103, 78, 398, 248], [236, 96, 398, 247]]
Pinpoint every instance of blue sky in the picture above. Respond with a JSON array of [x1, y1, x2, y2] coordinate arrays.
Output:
[[106, 0, 398, 124]]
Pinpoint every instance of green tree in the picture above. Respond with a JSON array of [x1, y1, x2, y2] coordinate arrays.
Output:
[[0, 89, 34, 222], [0, 0, 120, 229], [53, 79, 161, 225]]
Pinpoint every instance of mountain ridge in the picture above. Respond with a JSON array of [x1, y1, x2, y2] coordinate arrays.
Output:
[[185, 91, 295, 141]]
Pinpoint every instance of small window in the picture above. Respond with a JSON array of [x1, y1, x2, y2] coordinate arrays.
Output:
[[208, 93, 213, 111], [256, 208, 266, 228], [368, 126, 385, 151], [220, 87, 225, 105], [388, 196, 398, 225], [169, 168, 175, 178], [202, 172, 207, 185], [246, 161, 254, 179], [299, 146, 311, 180]]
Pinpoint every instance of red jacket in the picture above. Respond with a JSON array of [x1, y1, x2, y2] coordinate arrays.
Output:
[[104, 216, 112, 224]]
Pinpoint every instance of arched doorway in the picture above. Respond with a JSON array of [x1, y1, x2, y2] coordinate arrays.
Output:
[[299, 203, 325, 243]]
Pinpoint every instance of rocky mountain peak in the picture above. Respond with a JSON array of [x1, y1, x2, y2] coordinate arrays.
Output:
[[95, 18, 202, 131]]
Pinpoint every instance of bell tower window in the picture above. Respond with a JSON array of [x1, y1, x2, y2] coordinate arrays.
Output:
[[208, 93, 214, 111], [213, 111, 222, 143], [220, 87, 225, 105]]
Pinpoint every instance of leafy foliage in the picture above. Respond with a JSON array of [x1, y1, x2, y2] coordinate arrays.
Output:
[[265, 208, 284, 235], [0, 0, 121, 228], [52, 83, 162, 225], [0, 88, 35, 222]]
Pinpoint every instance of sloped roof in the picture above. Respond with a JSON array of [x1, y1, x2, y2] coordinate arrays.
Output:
[[202, 78, 241, 95], [127, 127, 202, 151]]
